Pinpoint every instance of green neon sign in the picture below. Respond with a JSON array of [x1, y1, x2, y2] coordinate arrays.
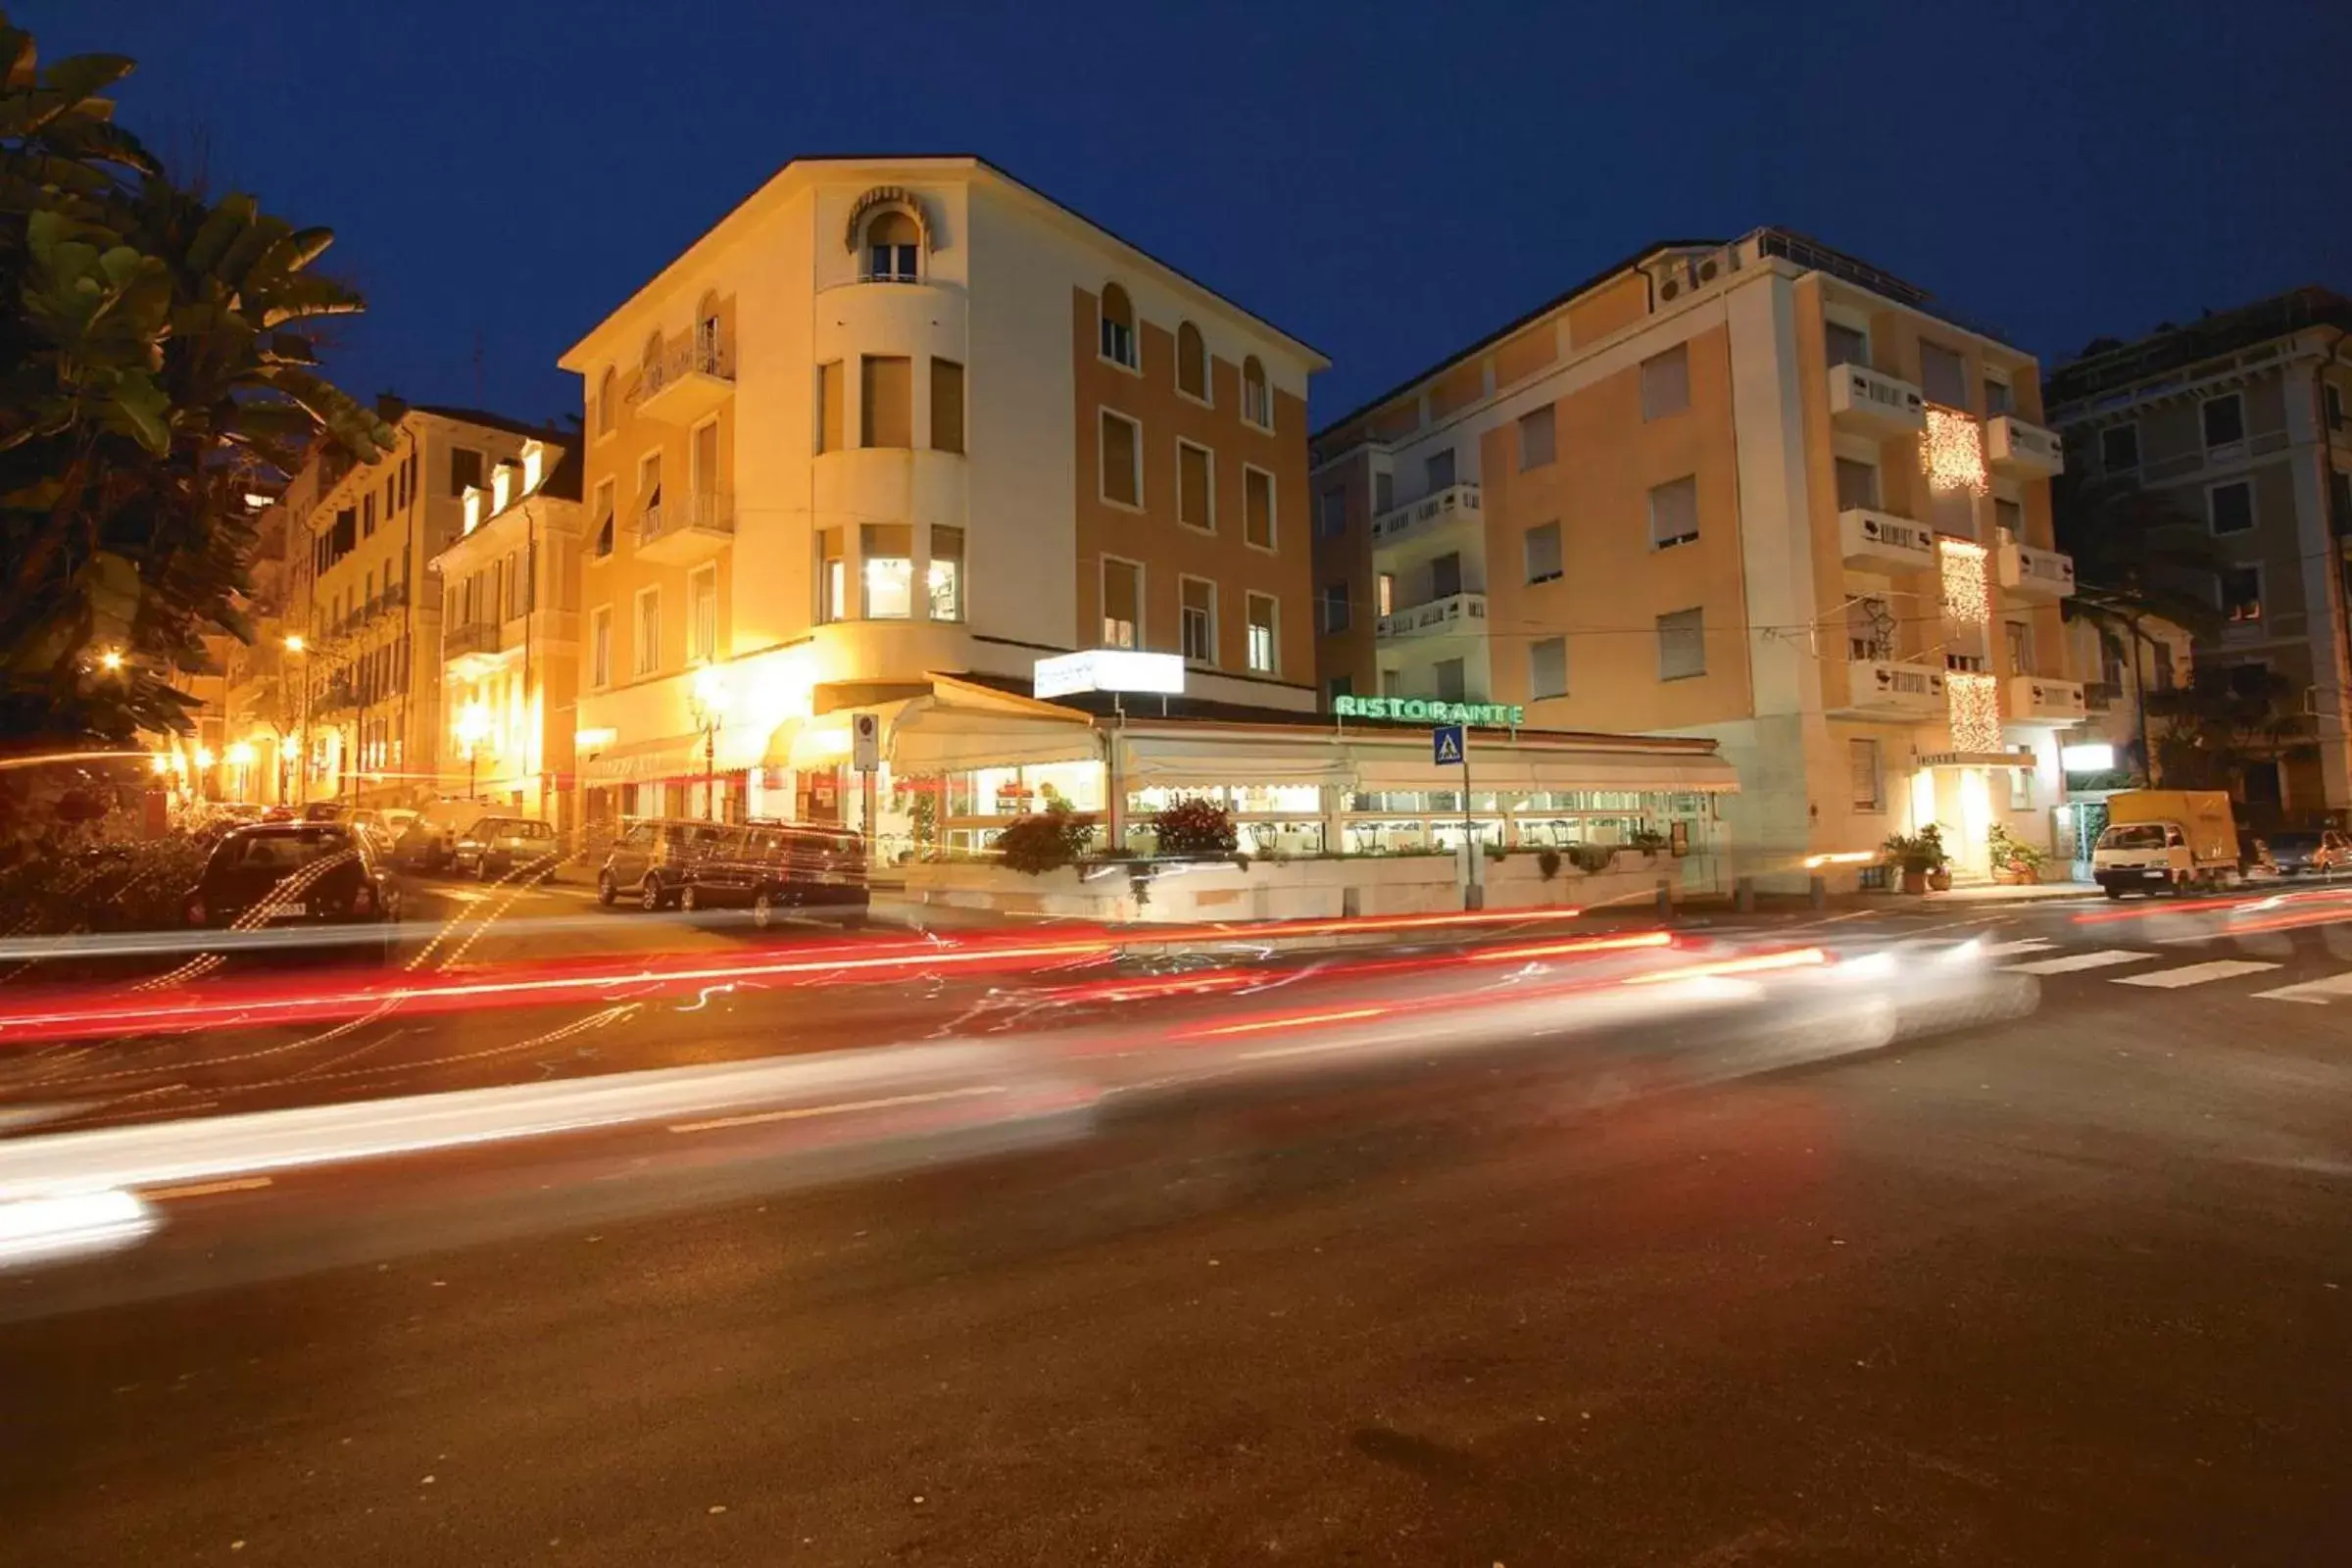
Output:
[[1331, 694, 1526, 726]]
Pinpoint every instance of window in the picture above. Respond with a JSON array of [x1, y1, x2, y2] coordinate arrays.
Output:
[[1244, 466, 1275, 549], [1180, 576, 1215, 662], [2202, 393, 2244, 451], [591, 479, 614, 559], [1316, 485, 1348, 540], [817, 528, 846, 622], [2331, 469, 2352, 530], [450, 446, 483, 498], [1430, 552, 1461, 598], [1649, 475, 1700, 549], [1102, 558, 1141, 648], [1176, 321, 1207, 401], [690, 417, 721, 518], [1245, 593, 1278, 673], [1373, 470, 1394, 515], [363, 493, 375, 538], [860, 523, 913, 618], [1530, 636, 1567, 700], [1984, 376, 2014, 416], [1099, 283, 1137, 369], [928, 524, 963, 620], [2220, 565, 2262, 622], [816, 361, 844, 453], [1518, 405, 1556, 469], [2209, 480, 2254, 535], [1375, 573, 1395, 616], [1834, 458, 1881, 512], [1640, 344, 1690, 420], [930, 359, 964, 454], [2328, 384, 2345, 431], [2004, 619, 2032, 673], [1433, 658, 1466, 702], [2100, 423, 2139, 473], [597, 368, 617, 436], [1100, 411, 1142, 508], [688, 565, 717, 662], [1824, 320, 1868, 370], [861, 355, 911, 448], [633, 588, 660, 677], [1524, 520, 1562, 584], [1242, 357, 1271, 428], [2008, 765, 2033, 810], [1919, 343, 1968, 408], [638, 450, 663, 537], [1177, 441, 1213, 532], [1424, 449, 1456, 492], [1657, 608, 1705, 680], [1848, 739, 1883, 811], [863, 210, 919, 282], [1320, 581, 1350, 634]]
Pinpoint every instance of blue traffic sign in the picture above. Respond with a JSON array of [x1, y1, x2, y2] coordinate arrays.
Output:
[[1432, 723, 1465, 766]]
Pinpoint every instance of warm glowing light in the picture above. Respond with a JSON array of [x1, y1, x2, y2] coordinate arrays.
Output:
[[97, 650, 123, 671], [1920, 407, 1988, 495], [226, 742, 257, 767], [1946, 670, 2000, 753], [148, 754, 171, 775], [455, 700, 492, 753], [574, 726, 617, 752], [1939, 538, 1989, 625], [1802, 851, 1880, 868], [194, 747, 217, 769], [2061, 742, 2115, 772], [283, 634, 306, 654], [1621, 948, 1829, 986], [691, 664, 731, 717]]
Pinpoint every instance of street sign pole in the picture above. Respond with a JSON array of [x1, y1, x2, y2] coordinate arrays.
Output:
[[1432, 723, 1479, 910]]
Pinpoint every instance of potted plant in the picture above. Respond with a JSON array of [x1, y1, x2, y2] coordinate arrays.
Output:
[[1986, 823, 2045, 886], [1883, 824, 1950, 895]]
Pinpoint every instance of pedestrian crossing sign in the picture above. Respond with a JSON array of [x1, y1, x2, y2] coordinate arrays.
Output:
[[1433, 724, 1465, 766]]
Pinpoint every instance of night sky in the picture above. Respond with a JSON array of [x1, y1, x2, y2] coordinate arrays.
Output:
[[31, 0, 2351, 431]]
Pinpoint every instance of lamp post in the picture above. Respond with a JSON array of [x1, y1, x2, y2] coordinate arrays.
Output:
[[456, 699, 492, 802], [689, 665, 730, 822], [283, 635, 309, 807]]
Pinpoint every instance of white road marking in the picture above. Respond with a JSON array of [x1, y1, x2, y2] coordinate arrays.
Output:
[[1979, 939, 2059, 958], [2111, 959, 2281, 989], [667, 1084, 1005, 1134], [2004, 949, 2157, 976], [2252, 972, 2352, 1005]]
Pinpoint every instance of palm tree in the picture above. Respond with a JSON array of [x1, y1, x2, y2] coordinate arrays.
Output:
[[2144, 665, 2311, 799]]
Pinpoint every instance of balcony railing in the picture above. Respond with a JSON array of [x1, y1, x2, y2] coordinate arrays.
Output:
[[1370, 482, 1482, 546], [1997, 539, 2076, 601], [1838, 658, 1946, 719], [631, 337, 735, 424], [2007, 675, 2088, 724], [1838, 508, 1936, 572], [2084, 680, 2120, 713], [638, 493, 736, 566], [443, 619, 503, 661], [1828, 363, 1926, 434], [1986, 415, 2065, 477], [1376, 590, 1488, 641]]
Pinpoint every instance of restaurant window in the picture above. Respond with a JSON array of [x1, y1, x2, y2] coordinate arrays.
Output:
[[1530, 636, 1567, 700], [1518, 405, 1556, 469], [1245, 593, 1278, 673], [590, 606, 612, 689], [817, 528, 846, 622], [1176, 321, 1208, 401], [1649, 474, 1699, 550], [688, 564, 717, 662], [1101, 411, 1141, 508], [2202, 393, 2244, 451], [1835, 458, 1880, 512], [1524, 520, 1562, 584], [1102, 558, 1141, 648], [1179, 441, 1214, 532], [1640, 344, 1690, 420], [1433, 658, 1465, 701], [861, 522, 913, 618], [928, 524, 964, 620], [1657, 607, 1705, 680], [1180, 576, 1215, 662], [1919, 342, 1968, 408], [2209, 480, 2253, 535], [633, 588, 660, 677], [450, 446, 483, 497], [861, 355, 912, 448], [816, 361, 844, 453], [1320, 581, 1350, 634], [2100, 423, 2139, 473], [930, 358, 964, 454], [1824, 320, 1868, 369], [1848, 739, 1882, 810], [1245, 466, 1275, 549]]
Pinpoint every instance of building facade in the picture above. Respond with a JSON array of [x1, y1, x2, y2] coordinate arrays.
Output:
[[1311, 229, 2087, 886], [2045, 289, 2352, 824], [427, 436, 586, 825], [559, 156, 1324, 850]]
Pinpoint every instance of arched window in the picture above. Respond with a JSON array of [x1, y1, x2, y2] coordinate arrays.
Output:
[[1242, 356, 1271, 428], [695, 291, 724, 373], [1099, 283, 1137, 369], [597, 368, 616, 436], [863, 211, 920, 282], [1176, 321, 1207, 401]]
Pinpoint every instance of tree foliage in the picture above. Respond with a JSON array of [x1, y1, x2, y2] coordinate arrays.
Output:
[[0, 10, 392, 746], [2050, 469, 2221, 642], [2145, 666, 2312, 794]]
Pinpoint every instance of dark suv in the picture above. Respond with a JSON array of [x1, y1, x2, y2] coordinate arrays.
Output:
[[596, 817, 727, 910], [682, 821, 868, 928], [184, 822, 402, 956]]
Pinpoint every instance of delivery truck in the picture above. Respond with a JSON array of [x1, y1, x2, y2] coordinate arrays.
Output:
[[2090, 790, 2240, 898]]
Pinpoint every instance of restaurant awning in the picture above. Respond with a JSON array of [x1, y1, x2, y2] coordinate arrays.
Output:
[[1348, 745, 1738, 794], [579, 734, 705, 785], [890, 702, 1099, 772], [1118, 733, 1352, 789]]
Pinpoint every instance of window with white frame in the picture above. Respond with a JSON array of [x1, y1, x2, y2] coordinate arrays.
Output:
[[1245, 593, 1278, 673], [1657, 607, 1705, 680], [1375, 572, 1395, 617], [1518, 404, 1556, 468], [1640, 344, 1690, 420], [1101, 411, 1142, 508], [1177, 440, 1213, 532], [1180, 576, 1215, 662], [1176, 321, 1208, 402], [861, 523, 913, 618], [862, 209, 920, 282], [1649, 474, 1699, 550], [638, 451, 662, 537], [688, 565, 717, 663], [1242, 358, 1272, 428], [1530, 636, 1567, 700], [817, 528, 846, 622], [928, 525, 964, 620], [1848, 738, 1883, 810], [1099, 283, 1138, 369], [1102, 558, 1141, 648], [633, 588, 660, 677], [590, 606, 612, 689], [1244, 466, 1276, 549]]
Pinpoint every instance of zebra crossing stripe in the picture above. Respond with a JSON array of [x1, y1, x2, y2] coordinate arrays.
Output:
[[2252, 972, 2352, 1004], [2112, 959, 2282, 989], [2004, 949, 2157, 975], [1979, 939, 2058, 958]]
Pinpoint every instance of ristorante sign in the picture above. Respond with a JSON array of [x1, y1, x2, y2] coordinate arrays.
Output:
[[1331, 694, 1526, 726]]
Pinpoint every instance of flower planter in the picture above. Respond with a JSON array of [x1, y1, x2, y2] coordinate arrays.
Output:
[[1900, 868, 1929, 895], [1993, 864, 2036, 886], [1927, 869, 1953, 892]]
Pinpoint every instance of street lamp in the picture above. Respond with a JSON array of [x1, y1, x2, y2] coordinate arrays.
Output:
[[227, 741, 256, 803], [456, 699, 492, 801], [98, 649, 124, 672], [688, 665, 730, 821], [282, 635, 310, 807]]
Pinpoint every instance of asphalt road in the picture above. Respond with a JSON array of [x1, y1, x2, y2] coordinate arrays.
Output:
[[4, 890, 2350, 1565]]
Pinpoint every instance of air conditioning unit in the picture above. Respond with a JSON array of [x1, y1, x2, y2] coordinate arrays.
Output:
[[1650, 247, 1740, 305]]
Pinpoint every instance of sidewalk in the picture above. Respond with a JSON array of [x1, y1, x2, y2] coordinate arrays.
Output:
[[1918, 879, 2102, 905]]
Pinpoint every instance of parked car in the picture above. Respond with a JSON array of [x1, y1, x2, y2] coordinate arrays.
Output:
[[394, 798, 492, 873], [300, 802, 347, 823], [347, 807, 416, 859], [454, 815, 560, 881], [596, 817, 729, 910], [2261, 829, 2348, 876], [182, 821, 402, 957], [682, 821, 869, 927]]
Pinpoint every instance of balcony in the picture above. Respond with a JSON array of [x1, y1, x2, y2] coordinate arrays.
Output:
[[1370, 482, 1482, 549], [2008, 675, 2088, 725], [1986, 415, 2064, 478], [1997, 539, 2076, 602], [1827, 363, 1926, 435], [442, 618, 506, 677], [2084, 680, 2120, 713], [1377, 591, 1488, 643], [1835, 658, 1946, 720], [637, 493, 735, 567], [631, 338, 735, 426], [1838, 508, 1936, 573]]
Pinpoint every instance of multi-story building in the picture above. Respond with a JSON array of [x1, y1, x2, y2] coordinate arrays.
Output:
[[426, 435, 586, 825], [300, 403, 548, 806], [1310, 228, 2087, 886], [2045, 288, 2352, 823], [558, 155, 1323, 846]]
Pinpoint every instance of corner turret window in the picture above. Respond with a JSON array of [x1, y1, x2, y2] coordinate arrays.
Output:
[[864, 212, 920, 282]]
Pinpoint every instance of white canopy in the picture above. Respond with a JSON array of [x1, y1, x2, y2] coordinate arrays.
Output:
[[1117, 734, 1352, 789], [891, 702, 1100, 772]]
